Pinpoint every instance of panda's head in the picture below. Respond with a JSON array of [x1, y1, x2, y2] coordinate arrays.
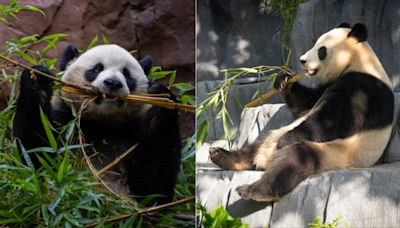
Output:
[[299, 23, 386, 84], [56, 44, 153, 122]]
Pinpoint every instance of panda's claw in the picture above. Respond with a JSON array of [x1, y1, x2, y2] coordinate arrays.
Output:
[[273, 74, 292, 91]]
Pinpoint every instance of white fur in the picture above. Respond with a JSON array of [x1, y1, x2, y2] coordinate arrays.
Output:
[[52, 44, 151, 123], [300, 27, 392, 87]]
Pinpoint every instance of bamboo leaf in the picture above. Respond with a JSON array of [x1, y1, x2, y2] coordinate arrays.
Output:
[[16, 138, 34, 169], [39, 107, 58, 151], [86, 35, 98, 51], [19, 51, 37, 65], [196, 120, 208, 149], [57, 149, 69, 184], [102, 34, 109, 44]]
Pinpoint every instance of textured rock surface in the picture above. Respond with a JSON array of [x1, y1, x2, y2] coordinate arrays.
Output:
[[196, 0, 286, 82], [196, 0, 288, 140], [0, 0, 195, 137], [197, 162, 400, 228]]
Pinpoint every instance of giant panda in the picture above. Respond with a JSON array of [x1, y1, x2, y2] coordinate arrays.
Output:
[[209, 23, 394, 202], [13, 44, 181, 205]]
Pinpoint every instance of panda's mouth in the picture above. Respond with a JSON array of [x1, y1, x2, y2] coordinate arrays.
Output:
[[306, 68, 318, 76], [94, 96, 125, 106]]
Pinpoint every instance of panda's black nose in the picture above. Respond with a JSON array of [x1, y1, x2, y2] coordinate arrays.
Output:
[[300, 59, 307, 65], [103, 78, 123, 90]]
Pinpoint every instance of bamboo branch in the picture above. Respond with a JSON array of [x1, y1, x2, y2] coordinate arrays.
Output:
[[0, 54, 97, 94], [96, 143, 139, 176], [62, 86, 195, 112], [244, 72, 305, 108], [0, 54, 195, 112], [85, 196, 195, 227]]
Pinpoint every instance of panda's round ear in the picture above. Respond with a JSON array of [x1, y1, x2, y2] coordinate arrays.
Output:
[[348, 23, 368, 42], [338, 22, 351, 28], [139, 55, 153, 75], [60, 44, 79, 71]]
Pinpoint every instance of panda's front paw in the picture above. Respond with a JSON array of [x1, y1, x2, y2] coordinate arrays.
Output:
[[273, 74, 292, 91]]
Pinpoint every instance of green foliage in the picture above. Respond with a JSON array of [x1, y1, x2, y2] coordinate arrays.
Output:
[[3, 33, 67, 69], [149, 66, 195, 105], [197, 204, 248, 228], [0, 0, 44, 24], [0, 141, 138, 226], [309, 215, 352, 228], [196, 66, 292, 148], [260, 0, 306, 45]]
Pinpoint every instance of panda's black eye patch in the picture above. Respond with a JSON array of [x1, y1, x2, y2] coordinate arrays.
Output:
[[85, 63, 103, 82], [123, 67, 131, 78], [123, 67, 136, 91], [318, 46, 327, 60]]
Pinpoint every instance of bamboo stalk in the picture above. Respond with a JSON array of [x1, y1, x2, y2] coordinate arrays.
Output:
[[244, 72, 305, 108], [138, 196, 195, 214], [0, 54, 195, 112], [96, 143, 139, 176], [62, 86, 195, 112], [0, 54, 97, 94], [85, 196, 195, 227]]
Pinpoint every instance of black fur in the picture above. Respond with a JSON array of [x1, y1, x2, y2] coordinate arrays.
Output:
[[13, 66, 69, 166], [348, 23, 368, 42], [338, 22, 351, 28], [236, 143, 320, 201], [274, 74, 329, 118], [14, 46, 181, 205], [123, 67, 137, 91], [318, 46, 327, 60], [278, 72, 393, 150], [84, 63, 103, 82], [139, 55, 153, 75], [60, 44, 79, 71]]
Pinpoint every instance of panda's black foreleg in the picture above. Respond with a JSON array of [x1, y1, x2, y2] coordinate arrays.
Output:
[[13, 67, 56, 166], [274, 74, 328, 118], [236, 142, 321, 202], [209, 145, 257, 170], [125, 107, 181, 205]]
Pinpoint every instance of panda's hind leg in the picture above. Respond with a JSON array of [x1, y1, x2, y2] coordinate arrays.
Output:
[[209, 145, 257, 170], [236, 142, 320, 202]]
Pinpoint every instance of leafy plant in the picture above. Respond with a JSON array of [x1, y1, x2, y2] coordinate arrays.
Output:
[[259, 0, 306, 45], [197, 204, 248, 228], [149, 66, 195, 105], [196, 65, 293, 149], [0, 0, 44, 24], [309, 215, 352, 228], [3, 33, 66, 70]]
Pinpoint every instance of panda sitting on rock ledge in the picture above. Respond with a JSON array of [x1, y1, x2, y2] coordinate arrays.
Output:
[[210, 23, 394, 202], [14, 44, 181, 205]]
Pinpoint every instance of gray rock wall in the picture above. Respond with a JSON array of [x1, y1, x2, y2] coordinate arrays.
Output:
[[196, 0, 287, 140], [197, 0, 286, 82]]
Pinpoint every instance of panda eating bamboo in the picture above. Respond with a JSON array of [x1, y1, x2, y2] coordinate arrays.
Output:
[[209, 23, 394, 202], [14, 44, 181, 205]]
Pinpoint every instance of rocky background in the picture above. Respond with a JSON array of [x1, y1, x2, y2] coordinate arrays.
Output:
[[197, 0, 400, 227], [0, 0, 195, 138]]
